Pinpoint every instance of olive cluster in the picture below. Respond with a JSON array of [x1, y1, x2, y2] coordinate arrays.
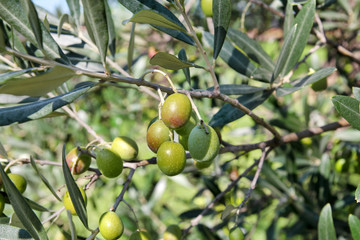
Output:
[[147, 93, 220, 176]]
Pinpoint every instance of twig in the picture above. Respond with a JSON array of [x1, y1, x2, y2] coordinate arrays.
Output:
[[111, 167, 136, 211]]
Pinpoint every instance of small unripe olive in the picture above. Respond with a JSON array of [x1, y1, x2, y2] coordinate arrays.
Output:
[[129, 230, 151, 240], [95, 148, 123, 178], [229, 227, 245, 240], [157, 142, 186, 176], [7, 173, 27, 194], [163, 224, 182, 240], [63, 187, 87, 215], [161, 93, 192, 129], [201, 0, 213, 17], [178, 134, 189, 151], [147, 120, 171, 153], [188, 124, 220, 162], [99, 211, 124, 240], [175, 112, 197, 136], [194, 159, 213, 170], [111, 136, 139, 161], [66, 147, 91, 175], [0, 194, 5, 215]]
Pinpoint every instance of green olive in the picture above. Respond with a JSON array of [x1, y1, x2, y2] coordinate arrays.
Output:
[[161, 93, 192, 129], [7, 173, 27, 194], [157, 142, 186, 176], [99, 211, 124, 240], [63, 186, 87, 215], [163, 224, 182, 240], [111, 136, 139, 161], [95, 148, 123, 178], [66, 147, 91, 175], [201, 0, 213, 17], [129, 230, 152, 240], [147, 120, 171, 153]]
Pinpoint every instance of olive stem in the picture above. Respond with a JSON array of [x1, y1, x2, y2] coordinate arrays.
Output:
[[185, 92, 203, 123], [140, 69, 177, 93], [111, 167, 136, 211], [157, 88, 166, 119]]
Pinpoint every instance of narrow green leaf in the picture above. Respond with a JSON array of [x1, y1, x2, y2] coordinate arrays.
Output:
[[127, 23, 136, 74], [178, 49, 191, 86], [284, 0, 294, 38], [0, 140, 8, 158], [0, 65, 75, 96], [62, 145, 88, 228], [0, 167, 48, 240], [66, 0, 81, 29], [318, 203, 336, 240], [0, 94, 41, 104], [272, 24, 297, 83], [150, 52, 193, 70], [0, 20, 9, 51], [355, 184, 360, 203], [129, 10, 186, 33], [43, 15, 50, 32], [30, 156, 61, 201], [228, 28, 275, 72], [213, 0, 231, 59], [203, 32, 257, 79], [281, 0, 316, 77], [276, 67, 336, 96], [22, 0, 43, 50], [207, 84, 266, 95], [66, 210, 78, 240], [0, 225, 34, 240], [349, 214, 360, 239], [209, 90, 272, 127], [353, 87, 360, 101], [0, 0, 69, 64], [81, 0, 109, 68], [104, 0, 116, 58], [0, 68, 38, 85], [332, 96, 360, 131], [58, 14, 69, 38], [0, 82, 95, 126], [118, 0, 194, 45], [221, 204, 235, 220]]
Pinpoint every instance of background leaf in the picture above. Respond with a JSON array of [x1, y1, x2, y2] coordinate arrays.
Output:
[[104, 0, 116, 58], [349, 214, 360, 240], [209, 90, 273, 127], [332, 96, 360, 131], [66, 0, 81, 29], [150, 52, 193, 70], [281, 0, 316, 77], [318, 203, 336, 240], [118, 0, 194, 45], [207, 84, 266, 95], [81, 0, 109, 68], [0, 167, 48, 240], [0, 82, 94, 126], [23, 0, 43, 50], [0, 65, 76, 96], [129, 10, 186, 33], [62, 145, 88, 229], [213, 0, 231, 59], [228, 28, 274, 72], [0, 0, 69, 64], [0, 225, 34, 240], [30, 156, 61, 201]]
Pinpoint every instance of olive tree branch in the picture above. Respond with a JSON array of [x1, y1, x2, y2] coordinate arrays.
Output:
[[174, 0, 220, 95]]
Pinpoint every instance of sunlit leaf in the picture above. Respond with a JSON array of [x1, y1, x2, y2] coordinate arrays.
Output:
[[58, 14, 69, 38], [0, 82, 95, 126], [127, 23, 136, 73], [66, 0, 81, 28], [332, 96, 360, 131], [281, 0, 316, 77], [213, 0, 231, 59], [318, 203, 336, 240], [355, 184, 360, 203], [272, 24, 297, 83], [150, 52, 195, 70], [118, 0, 194, 45], [0, 167, 48, 240], [349, 214, 360, 239], [284, 0, 294, 38], [0, 0, 69, 64], [353, 87, 360, 101], [62, 145, 88, 228], [66, 210, 78, 240], [0, 65, 76, 96], [22, 0, 43, 50], [81, 0, 109, 68], [129, 10, 186, 33], [104, 0, 116, 58]]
